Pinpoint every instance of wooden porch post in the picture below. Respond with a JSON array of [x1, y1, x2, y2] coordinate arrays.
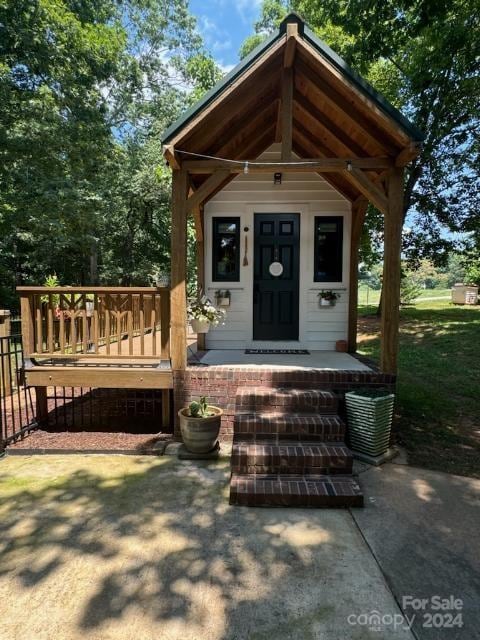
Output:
[[380, 167, 404, 373], [170, 169, 188, 370], [348, 200, 367, 353]]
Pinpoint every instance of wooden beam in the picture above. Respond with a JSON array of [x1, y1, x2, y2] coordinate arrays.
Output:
[[186, 170, 230, 212], [25, 364, 173, 389], [380, 167, 404, 374], [281, 67, 293, 161], [164, 144, 180, 170], [343, 167, 388, 214], [295, 61, 399, 157], [184, 157, 393, 174], [297, 39, 411, 147], [274, 99, 282, 143], [395, 142, 421, 167], [348, 199, 368, 352], [170, 169, 188, 370], [283, 23, 298, 68], [166, 38, 285, 148]]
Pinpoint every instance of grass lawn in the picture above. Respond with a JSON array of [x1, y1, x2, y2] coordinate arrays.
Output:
[[358, 286, 451, 306], [357, 299, 480, 478]]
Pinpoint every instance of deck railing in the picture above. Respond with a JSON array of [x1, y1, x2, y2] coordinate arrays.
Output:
[[17, 287, 170, 361]]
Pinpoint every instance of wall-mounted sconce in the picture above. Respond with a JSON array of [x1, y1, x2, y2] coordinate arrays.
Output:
[[273, 172, 282, 185]]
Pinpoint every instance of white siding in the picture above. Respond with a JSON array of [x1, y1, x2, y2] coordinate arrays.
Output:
[[203, 145, 351, 350]]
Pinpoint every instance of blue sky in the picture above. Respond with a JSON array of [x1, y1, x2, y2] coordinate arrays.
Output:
[[189, 0, 263, 71]]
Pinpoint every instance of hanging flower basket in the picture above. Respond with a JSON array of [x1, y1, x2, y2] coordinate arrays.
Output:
[[345, 389, 395, 457], [191, 319, 210, 334], [188, 297, 225, 334]]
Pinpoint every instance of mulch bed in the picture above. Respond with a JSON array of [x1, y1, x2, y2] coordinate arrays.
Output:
[[7, 430, 173, 453]]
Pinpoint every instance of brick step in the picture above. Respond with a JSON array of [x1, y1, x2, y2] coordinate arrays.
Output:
[[235, 387, 338, 413], [234, 412, 345, 442], [231, 441, 353, 475], [229, 473, 363, 507]]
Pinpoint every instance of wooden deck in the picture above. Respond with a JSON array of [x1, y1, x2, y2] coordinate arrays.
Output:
[[18, 286, 173, 392]]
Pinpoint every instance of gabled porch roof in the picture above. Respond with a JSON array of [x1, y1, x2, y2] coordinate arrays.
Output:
[[162, 13, 423, 204]]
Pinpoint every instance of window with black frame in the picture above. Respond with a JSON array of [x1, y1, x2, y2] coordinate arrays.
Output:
[[212, 217, 240, 281], [314, 216, 343, 282]]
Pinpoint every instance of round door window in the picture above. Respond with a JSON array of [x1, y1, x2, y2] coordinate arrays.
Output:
[[269, 261, 283, 277]]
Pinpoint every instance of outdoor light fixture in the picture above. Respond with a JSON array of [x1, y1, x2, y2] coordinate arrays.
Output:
[[274, 172, 282, 185], [346, 160, 353, 172], [243, 161, 249, 175]]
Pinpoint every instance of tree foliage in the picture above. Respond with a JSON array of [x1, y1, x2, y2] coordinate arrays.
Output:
[[0, 0, 219, 308]]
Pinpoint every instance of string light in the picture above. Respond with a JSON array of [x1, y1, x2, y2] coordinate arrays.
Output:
[[175, 149, 339, 168]]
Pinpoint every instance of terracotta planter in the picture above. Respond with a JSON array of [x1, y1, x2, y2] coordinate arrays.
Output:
[[178, 406, 223, 453], [191, 319, 210, 333]]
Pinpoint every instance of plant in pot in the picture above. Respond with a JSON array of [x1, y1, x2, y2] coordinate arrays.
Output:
[[178, 396, 223, 453], [318, 290, 340, 307], [215, 289, 231, 307], [150, 266, 170, 288], [188, 297, 225, 334], [345, 388, 395, 458]]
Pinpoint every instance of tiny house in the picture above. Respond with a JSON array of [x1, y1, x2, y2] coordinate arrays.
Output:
[[162, 13, 423, 372]]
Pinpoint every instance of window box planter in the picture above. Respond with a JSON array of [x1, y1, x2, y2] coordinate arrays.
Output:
[[318, 290, 340, 307], [178, 404, 223, 453], [345, 389, 395, 457]]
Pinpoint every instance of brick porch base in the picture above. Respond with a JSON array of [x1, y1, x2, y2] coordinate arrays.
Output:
[[174, 363, 395, 440]]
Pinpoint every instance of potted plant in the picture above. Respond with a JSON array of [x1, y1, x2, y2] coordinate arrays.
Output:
[[178, 396, 223, 453], [150, 267, 170, 288], [318, 290, 340, 307], [188, 297, 225, 334], [345, 388, 395, 458], [215, 290, 231, 307]]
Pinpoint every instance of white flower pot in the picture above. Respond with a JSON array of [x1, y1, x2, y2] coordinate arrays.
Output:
[[191, 319, 210, 333], [216, 297, 230, 307], [320, 298, 333, 307]]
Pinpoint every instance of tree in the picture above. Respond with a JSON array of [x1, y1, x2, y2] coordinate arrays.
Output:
[[0, 0, 219, 308]]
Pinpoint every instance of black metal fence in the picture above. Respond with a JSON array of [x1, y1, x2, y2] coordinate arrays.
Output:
[[0, 333, 37, 447]]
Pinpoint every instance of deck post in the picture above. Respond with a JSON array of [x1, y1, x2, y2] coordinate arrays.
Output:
[[170, 168, 188, 370], [380, 167, 404, 373], [348, 200, 368, 353]]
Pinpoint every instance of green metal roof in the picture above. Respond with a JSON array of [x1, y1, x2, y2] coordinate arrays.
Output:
[[161, 13, 424, 145]]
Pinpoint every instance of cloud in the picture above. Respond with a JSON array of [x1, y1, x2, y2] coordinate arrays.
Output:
[[235, 0, 263, 24]]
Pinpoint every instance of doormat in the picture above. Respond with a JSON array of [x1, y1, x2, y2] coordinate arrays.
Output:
[[245, 349, 310, 355]]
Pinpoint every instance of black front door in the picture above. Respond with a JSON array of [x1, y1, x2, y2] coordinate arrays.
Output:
[[253, 213, 300, 341]]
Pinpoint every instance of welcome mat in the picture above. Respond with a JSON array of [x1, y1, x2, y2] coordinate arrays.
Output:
[[245, 349, 310, 355]]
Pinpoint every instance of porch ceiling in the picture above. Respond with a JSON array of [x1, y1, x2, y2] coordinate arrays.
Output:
[[163, 14, 423, 203]]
